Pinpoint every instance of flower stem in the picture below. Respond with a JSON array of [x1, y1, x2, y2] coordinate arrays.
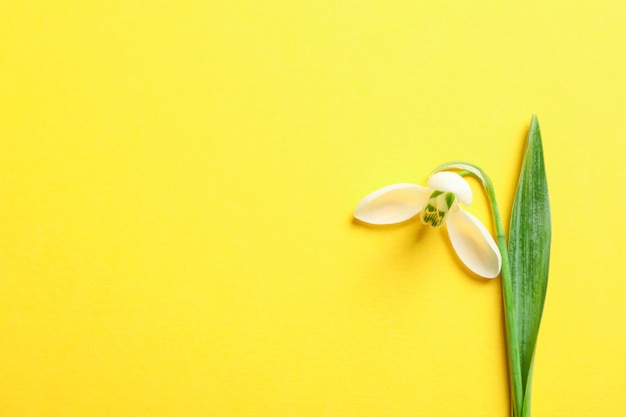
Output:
[[432, 162, 523, 417]]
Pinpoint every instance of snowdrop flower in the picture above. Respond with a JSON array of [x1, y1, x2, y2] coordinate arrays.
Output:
[[354, 171, 501, 278]]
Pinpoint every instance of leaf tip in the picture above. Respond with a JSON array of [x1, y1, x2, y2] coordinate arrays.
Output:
[[530, 113, 539, 130]]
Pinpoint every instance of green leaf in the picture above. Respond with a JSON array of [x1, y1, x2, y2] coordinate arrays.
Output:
[[508, 115, 551, 416]]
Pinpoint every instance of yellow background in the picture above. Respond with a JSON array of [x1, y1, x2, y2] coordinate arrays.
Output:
[[1, 1, 625, 416]]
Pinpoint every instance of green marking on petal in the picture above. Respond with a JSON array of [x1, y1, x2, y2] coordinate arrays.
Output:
[[421, 190, 457, 228], [445, 192, 455, 209]]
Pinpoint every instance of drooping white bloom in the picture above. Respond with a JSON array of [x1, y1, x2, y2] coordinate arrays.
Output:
[[354, 171, 502, 278]]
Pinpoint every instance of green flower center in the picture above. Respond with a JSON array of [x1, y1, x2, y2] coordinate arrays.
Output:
[[421, 190, 456, 228]]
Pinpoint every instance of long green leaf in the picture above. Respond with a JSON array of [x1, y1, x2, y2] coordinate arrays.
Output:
[[508, 115, 551, 416]]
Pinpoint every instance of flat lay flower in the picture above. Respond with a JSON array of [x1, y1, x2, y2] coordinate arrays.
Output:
[[351, 117, 549, 417], [354, 171, 502, 278]]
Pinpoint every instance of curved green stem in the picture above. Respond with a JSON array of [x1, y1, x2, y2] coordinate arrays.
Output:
[[432, 162, 523, 417]]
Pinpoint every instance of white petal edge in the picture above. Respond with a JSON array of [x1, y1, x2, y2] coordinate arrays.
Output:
[[445, 206, 502, 278], [354, 183, 431, 225], [427, 171, 472, 205]]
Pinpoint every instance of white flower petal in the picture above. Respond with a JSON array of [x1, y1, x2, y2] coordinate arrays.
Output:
[[354, 183, 431, 225], [427, 171, 472, 205], [446, 206, 501, 278]]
